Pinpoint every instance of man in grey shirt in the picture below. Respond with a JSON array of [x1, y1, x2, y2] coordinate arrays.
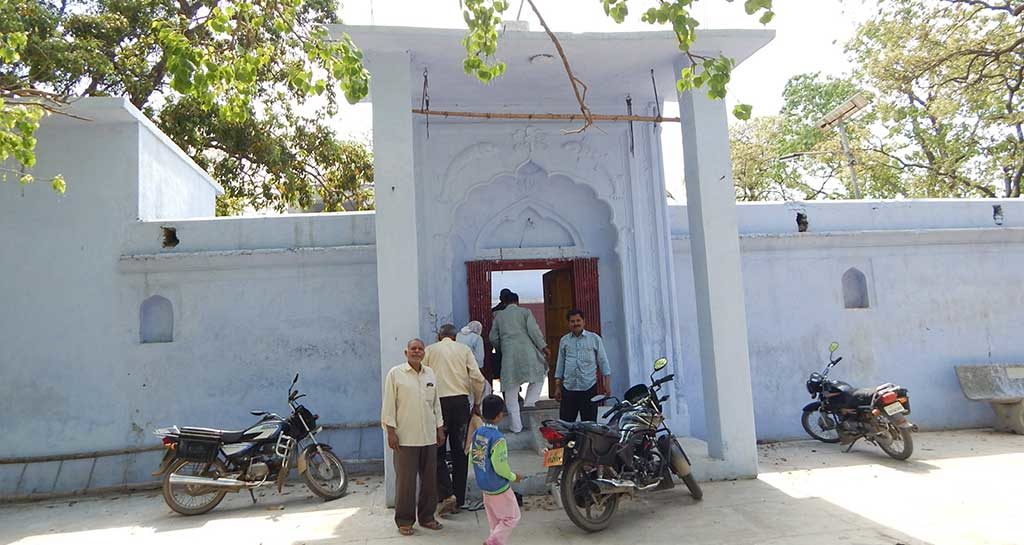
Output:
[[554, 309, 611, 422]]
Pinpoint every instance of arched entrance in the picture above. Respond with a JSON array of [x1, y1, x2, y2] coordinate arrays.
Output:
[[443, 159, 627, 394]]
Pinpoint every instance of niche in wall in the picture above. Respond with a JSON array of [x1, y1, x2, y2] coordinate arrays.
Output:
[[140, 295, 174, 343], [842, 268, 870, 309]]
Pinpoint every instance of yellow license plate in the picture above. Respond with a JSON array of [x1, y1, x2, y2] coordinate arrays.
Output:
[[543, 448, 564, 467]]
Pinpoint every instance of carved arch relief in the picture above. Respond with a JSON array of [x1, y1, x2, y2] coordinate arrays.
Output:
[[434, 127, 625, 209], [475, 201, 582, 252]]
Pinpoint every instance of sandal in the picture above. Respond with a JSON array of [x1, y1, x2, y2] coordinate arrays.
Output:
[[398, 526, 414, 536], [420, 520, 443, 531]]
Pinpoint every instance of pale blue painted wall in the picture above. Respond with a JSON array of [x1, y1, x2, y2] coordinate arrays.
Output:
[[671, 200, 1024, 440], [4, 99, 1024, 499]]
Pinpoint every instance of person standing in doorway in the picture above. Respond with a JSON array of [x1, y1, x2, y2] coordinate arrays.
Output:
[[489, 289, 514, 383], [489, 293, 549, 433], [424, 324, 486, 515], [456, 320, 490, 398], [554, 309, 612, 422], [381, 338, 446, 536]]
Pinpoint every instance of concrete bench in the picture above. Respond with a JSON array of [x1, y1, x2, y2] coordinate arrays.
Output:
[[955, 364, 1024, 434]]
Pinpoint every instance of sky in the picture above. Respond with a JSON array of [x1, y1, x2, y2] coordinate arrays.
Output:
[[327, 0, 880, 202]]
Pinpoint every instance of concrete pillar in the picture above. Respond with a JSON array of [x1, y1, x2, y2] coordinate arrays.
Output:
[[676, 59, 758, 478], [368, 50, 419, 507]]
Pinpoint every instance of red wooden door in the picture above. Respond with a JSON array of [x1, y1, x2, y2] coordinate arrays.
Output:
[[543, 268, 574, 397], [571, 257, 601, 335], [466, 261, 494, 379]]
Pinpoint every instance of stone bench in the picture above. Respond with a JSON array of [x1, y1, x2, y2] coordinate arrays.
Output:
[[955, 364, 1024, 434]]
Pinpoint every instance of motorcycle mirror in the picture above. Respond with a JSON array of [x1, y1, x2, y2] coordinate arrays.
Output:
[[653, 357, 668, 371], [828, 342, 839, 354], [590, 395, 607, 404], [292, 373, 299, 386]]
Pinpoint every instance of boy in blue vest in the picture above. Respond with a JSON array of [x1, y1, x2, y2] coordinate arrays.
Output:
[[471, 395, 522, 545]]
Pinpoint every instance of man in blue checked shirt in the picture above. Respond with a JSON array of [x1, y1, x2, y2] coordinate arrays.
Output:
[[554, 308, 612, 422]]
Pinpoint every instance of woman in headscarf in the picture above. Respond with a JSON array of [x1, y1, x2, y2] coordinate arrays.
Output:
[[457, 320, 490, 397]]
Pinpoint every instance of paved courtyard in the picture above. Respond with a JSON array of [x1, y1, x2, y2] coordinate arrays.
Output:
[[1, 429, 1021, 545]]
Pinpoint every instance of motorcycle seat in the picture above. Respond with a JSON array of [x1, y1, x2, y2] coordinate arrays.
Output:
[[557, 420, 619, 439], [830, 382, 878, 408], [180, 426, 247, 444]]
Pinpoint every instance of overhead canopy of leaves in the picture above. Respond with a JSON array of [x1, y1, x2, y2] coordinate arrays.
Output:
[[457, 0, 774, 119]]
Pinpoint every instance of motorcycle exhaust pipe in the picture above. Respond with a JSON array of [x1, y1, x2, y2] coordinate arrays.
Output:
[[168, 473, 250, 491], [593, 478, 636, 495]]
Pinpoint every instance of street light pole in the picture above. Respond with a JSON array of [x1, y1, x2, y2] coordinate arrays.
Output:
[[835, 121, 862, 199]]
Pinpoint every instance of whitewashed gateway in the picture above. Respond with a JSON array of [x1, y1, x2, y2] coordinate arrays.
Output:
[[2, 26, 1023, 502]]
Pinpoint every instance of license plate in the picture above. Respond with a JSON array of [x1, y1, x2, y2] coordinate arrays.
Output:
[[543, 448, 564, 467], [883, 402, 905, 416]]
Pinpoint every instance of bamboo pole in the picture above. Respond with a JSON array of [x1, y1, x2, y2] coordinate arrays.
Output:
[[412, 109, 680, 123]]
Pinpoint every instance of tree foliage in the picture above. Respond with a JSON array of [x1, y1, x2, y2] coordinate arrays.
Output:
[[2, 0, 369, 212], [848, 0, 1024, 198], [732, 0, 1023, 201]]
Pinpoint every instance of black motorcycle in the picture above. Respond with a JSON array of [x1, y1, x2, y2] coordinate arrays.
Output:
[[802, 342, 917, 460], [539, 357, 702, 533], [152, 373, 348, 515]]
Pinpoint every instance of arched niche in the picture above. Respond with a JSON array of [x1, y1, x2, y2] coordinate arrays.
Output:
[[140, 295, 174, 343], [842, 268, 870, 309]]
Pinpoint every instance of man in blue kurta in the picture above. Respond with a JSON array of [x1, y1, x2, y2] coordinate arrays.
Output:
[[554, 308, 611, 422]]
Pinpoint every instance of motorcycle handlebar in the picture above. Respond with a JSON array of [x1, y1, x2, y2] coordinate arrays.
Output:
[[653, 374, 675, 387]]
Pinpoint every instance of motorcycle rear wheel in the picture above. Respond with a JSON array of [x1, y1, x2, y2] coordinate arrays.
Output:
[[801, 410, 841, 443], [162, 458, 229, 516], [878, 425, 914, 460], [301, 447, 348, 500], [559, 459, 619, 533]]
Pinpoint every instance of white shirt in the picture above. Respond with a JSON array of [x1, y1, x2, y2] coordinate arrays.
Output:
[[381, 362, 444, 447]]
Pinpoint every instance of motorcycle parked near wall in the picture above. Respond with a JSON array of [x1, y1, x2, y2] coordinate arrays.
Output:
[[152, 374, 348, 515], [801, 342, 917, 460], [539, 357, 702, 533]]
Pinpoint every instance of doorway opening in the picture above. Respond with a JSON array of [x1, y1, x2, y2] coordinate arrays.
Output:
[[467, 257, 601, 401]]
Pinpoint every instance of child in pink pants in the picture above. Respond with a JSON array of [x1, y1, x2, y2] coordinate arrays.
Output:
[[471, 395, 522, 545]]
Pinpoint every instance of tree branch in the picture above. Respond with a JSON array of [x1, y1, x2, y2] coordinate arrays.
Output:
[[525, 0, 593, 134]]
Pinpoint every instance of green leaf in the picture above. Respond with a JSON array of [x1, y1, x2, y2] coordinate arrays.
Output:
[[51, 175, 67, 194], [733, 104, 753, 120]]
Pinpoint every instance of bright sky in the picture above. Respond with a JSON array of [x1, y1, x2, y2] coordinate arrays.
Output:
[[329, 0, 878, 201]]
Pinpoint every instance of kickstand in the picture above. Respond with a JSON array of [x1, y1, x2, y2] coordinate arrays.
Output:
[[249, 489, 258, 504], [843, 437, 861, 453]]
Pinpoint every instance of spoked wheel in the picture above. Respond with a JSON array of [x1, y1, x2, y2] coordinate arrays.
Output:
[[801, 410, 841, 443], [162, 458, 229, 516], [301, 446, 348, 500], [559, 459, 619, 533], [878, 424, 914, 460]]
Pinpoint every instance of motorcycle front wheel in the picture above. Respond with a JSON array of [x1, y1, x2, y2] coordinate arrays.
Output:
[[559, 459, 619, 533], [801, 410, 841, 443], [878, 425, 914, 460], [162, 458, 229, 516], [301, 447, 349, 500], [669, 438, 703, 500]]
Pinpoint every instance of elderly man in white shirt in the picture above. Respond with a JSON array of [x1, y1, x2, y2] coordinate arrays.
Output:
[[381, 338, 446, 535]]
